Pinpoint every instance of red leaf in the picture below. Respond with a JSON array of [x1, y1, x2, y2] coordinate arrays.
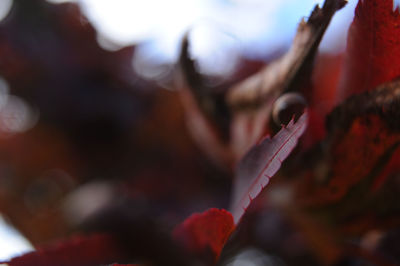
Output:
[[230, 112, 308, 224], [109, 264, 140, 266], [300, 80, 400, 206], [338, 0, 400, 100], [172, 208, 235, 264], [310, 116, 400, 204], [5, 234, 130, 266]]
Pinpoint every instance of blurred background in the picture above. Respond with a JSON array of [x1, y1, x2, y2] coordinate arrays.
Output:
[[0, 0, 357, 261]]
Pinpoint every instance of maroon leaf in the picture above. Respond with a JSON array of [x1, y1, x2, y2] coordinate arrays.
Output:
[[5, 234, 130, 266], [300, 79, 400, 206], [172, 208, 235, 264], [338, 0, 400, 100], [231, 112, 308, 223], [371, 146, 400, 193]]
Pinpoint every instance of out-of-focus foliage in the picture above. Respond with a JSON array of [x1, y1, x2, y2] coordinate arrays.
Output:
[[0, 0, 230, 246], [0, 0, 399, 265]]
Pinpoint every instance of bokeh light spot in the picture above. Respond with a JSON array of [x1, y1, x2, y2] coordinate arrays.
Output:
[[0, 215, 34, 261], [0, 96, 38, 136], [0, 78, 10, 109], [224, 248, 285, 266], [0, 0, 12, 22]]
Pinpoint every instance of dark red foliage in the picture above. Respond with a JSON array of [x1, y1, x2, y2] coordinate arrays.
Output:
[[5, 234, 131, 266], [300, 79, 400, 206], [307, 115, 400, 205], [372, 146, 400, 192], [339, 0, 400, 99], [173, 208, 235, 264]]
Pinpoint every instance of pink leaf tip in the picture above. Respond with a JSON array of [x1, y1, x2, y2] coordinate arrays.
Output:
[[230, 112, 308, 224]]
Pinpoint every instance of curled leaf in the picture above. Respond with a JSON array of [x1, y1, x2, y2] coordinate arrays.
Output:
[[227, 0, 347, 110]]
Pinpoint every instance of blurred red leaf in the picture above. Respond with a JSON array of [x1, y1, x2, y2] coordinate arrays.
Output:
[[231, 112, 308, 223], [303, 54, 343, 148], [300, 79, 400, 206], [5, 234, 130, 266], [339, 0, 400, 99], [172, 208, 235, 264], [110, 263, 139, 266], [312, 116, 400, 204]]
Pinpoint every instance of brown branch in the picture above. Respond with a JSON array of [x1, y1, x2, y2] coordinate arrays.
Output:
[[227, 0, 347, 110], [176, 0, 347, 164]]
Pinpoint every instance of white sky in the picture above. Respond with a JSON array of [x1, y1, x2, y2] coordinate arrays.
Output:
[[75, 0, 356, 56], [66, 0, 358, 77]]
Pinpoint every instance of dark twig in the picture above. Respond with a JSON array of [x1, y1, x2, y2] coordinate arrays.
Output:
[[227, 0, 347, 110], [178, 34, 231, 137]]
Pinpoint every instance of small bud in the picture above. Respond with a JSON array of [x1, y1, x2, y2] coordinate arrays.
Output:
[[272, 92, 307, 126]]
